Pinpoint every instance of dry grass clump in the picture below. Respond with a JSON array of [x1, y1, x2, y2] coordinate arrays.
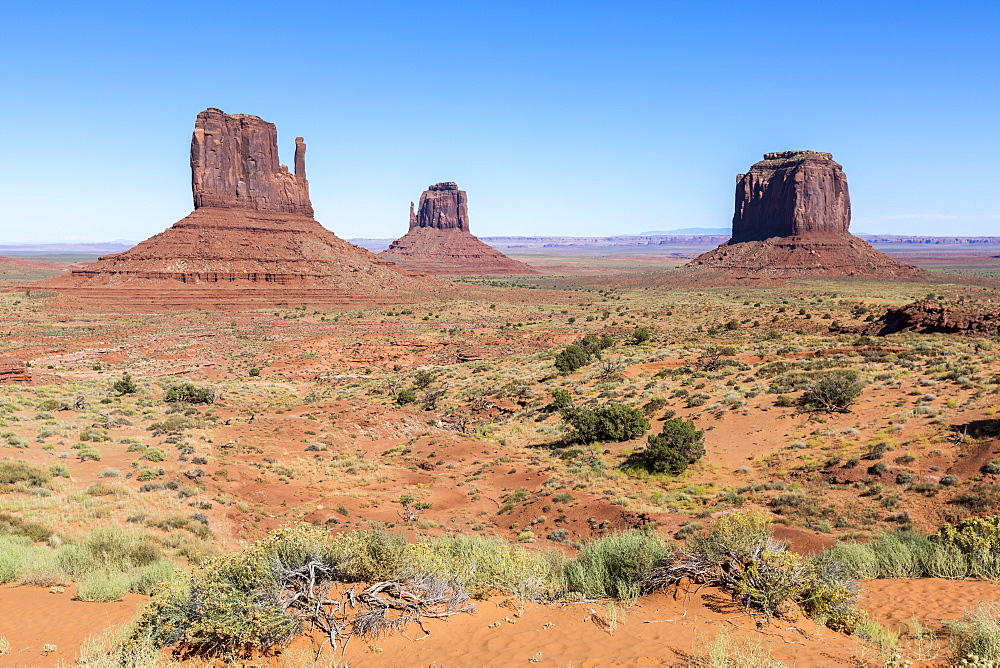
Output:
[[0, 525, 175, 599], [823, 516, 1000, 581]]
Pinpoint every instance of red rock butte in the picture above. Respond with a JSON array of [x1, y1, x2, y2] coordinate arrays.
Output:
[[38, 108, 453, 310], [685, 151, 920, 279], [379, 182, 538, 276]]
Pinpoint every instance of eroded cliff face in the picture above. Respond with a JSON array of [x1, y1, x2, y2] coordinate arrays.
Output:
[[412, 182, 469, 232], [731, 151, 850, 242], [190, 108, 312, 216], [381, 182, 537, 276]]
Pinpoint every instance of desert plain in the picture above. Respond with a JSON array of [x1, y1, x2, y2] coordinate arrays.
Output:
[[1, 240, 1000, 666]]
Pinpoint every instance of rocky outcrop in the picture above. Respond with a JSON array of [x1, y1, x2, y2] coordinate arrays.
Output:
[[865, 300, 1000, 336], [380, 183, 537, 276], [39, 109, 454, 310], [0, 356, 30, 384], [685, 151, 920, 279], [191, 108, 313, 216]]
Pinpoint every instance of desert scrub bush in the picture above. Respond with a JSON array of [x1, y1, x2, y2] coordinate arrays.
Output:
[[947, 603, 1000, 665], [143, 447, 167, 462], [952, 483, 1000, 512], [164, 383, 216, 404], [146, 414, 201, 436], [79, 426, 110, 442], [623, 418, 704, 475], [800, 370, 864, 413], [77, 446, 102, 461], [545, 388, 573, 412], [130, 525, 452, 658], [643, 510, 858, 628], [0, 512, 54, 542], [561, 403, 650, 443], [0, 461, 52, 491], [84, 525, 161, 572], [77, 568, 130, 602], [564, 530, 669, 600]]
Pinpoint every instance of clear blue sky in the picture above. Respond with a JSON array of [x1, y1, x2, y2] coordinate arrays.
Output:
[[2, 1, 998, 242]]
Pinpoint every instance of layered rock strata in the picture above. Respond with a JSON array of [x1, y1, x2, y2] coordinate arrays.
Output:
[[686, 151, 919, 278], [380, 182, 537, 275], [41, 109, 451, 310], [0, 356, 30, 384]]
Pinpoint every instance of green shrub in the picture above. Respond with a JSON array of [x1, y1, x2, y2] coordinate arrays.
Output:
[[113, 373, 138, 396], [554, 345, 590, 374], [800, 370, 864, 413], [952, 483, 1000, 512], [624, 418, 705, 475], [629, 327, 652, 345], [165, 383, 216, 404], [0, 551, 22, 584], [413, 370, 437, 388], [983, 458, 1000, 475], [547, 388, 573, 412], [564, 531, 669, 600], [80, 426, 110, 442], [0, 535, 49, 584], [248, 368, 261, 377], [562, 403, 650, 443]]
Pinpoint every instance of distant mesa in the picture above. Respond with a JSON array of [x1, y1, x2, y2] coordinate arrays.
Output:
[[685, 151, 920, 278], [639, 228, 731, 236], [38, 108, 452, 310], [379, 182, 538, 276]]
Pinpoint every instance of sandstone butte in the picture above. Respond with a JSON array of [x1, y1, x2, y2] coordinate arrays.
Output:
[[685, 150, 921, 278], [379, 182, 538, 276], [37, 109, 454, 310]]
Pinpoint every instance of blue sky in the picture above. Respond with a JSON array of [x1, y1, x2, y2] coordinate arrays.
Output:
[[2, 1, 997, 242]]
